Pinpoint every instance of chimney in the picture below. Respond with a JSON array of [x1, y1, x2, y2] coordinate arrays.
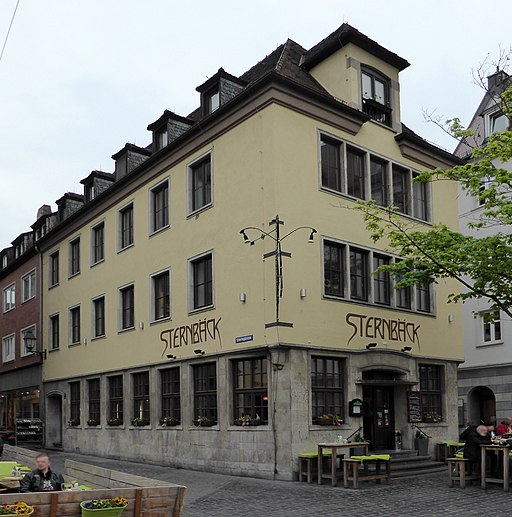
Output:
[[487, 69, 510, 91]]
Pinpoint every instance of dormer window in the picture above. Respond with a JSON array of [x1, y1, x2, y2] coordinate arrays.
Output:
[[361, 68, 391, 126], [207, 88, 220, 114], [490, 111, 509, 134], [2, 255, 7, 268], [156, 127, 169, 150], [85, 184, 95, 202]]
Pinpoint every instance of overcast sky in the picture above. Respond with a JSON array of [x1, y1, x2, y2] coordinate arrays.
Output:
[[0, 0, 511, 249]]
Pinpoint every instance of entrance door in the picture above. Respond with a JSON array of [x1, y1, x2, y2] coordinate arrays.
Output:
[[363, 386, 395, 450], [46, 394, 63, 448]]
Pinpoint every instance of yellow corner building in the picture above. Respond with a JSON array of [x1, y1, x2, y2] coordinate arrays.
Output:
[[38, 24, 463, 480]]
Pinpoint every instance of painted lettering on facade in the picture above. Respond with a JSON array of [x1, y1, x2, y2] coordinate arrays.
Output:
[[346, 313, 420, 348], [160, 317, 222, 357]]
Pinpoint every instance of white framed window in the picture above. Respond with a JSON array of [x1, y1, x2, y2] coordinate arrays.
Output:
[[2, 255, 7, 268], [118, 202, 134, 251], [3, 283, 15, 312], [22, 269, 36, 302], [187, 153, 212, 215], [188, 251, 214, 312], [149, 179, 170, 234], [20, 324, 37, 357], [481, 310, 502, 344], [69, 237, 81, 277], [151, 269, 171, 322], [2, 334, 15, 363]]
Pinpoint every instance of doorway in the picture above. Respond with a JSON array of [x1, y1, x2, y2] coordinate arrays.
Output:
[[363, 385, 395, 450], [46, 393, 63, 449], [468, 386, 496, 425]]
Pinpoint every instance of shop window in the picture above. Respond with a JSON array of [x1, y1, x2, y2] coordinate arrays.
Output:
[[419, 364, 442, 422], [311, 357, 344, 425], [233, 358, 268, 424], [108, 375, 123, 424], [132, 372, 150, 424], [193, 363, 217, 425], [87, 379, 100, 425], [160, 368, 181, 425], [69, 381, 81, 426]]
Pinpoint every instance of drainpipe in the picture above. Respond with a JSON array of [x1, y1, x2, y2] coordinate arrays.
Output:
[[35, 243, 45, 447]]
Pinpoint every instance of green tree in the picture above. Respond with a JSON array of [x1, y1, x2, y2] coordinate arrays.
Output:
[[358, 71, 512, 318]]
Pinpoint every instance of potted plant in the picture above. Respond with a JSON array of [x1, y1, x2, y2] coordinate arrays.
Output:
[[194, 416, 214, 427], [234, 414, 261, 427], [87, 419, 100, 426], [107, 417, 123, 427], [160, 416, 180, 427], [423, 411, 442, 423], [80, 497, 127, 516], [315, 413, 344, 426], [0, 502, 34, 515], [68, 418, 80, 427], [130, 417, 149, 427], [414, 428, 430, 456]]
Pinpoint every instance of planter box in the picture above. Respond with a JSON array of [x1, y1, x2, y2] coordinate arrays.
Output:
[[80, 502, 126, 517]]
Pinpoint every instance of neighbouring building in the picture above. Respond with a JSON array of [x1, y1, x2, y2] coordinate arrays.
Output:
[[28, 23, 464, 480], [455, 70, 512, 428], [0, 226, 42, 445]]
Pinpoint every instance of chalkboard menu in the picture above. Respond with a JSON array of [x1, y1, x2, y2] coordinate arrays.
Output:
[[407, 391, 422, 423]]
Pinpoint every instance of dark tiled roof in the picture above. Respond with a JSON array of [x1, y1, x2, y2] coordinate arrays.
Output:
[[302, 23, 410, 72]]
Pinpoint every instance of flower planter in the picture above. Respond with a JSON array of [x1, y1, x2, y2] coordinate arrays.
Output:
[[80, 502, 127, 517], [0, 506, 33, 516]]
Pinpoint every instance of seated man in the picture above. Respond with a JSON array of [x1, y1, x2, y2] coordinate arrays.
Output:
[[19, 453, 65, 492], [460, 423, 494, 474], [495, 417, 512, 436]]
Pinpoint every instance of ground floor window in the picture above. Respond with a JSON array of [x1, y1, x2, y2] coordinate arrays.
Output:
[[132, 372, 150, 425], [311, 357, 344, 425], [108, 375, 123, 425], [87, 379, 100, 425], [160, 368, 181, 425], [233, 357, 268, 425], [69, 381, 81, 426], [419, 364, 442, 422], [193, 363, 217, 426]]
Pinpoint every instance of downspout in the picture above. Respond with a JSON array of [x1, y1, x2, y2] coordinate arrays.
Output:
[[35, 243, 45, 446]]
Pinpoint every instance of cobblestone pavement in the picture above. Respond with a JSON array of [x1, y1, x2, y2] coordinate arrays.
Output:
[[43, 450, 510, 516]]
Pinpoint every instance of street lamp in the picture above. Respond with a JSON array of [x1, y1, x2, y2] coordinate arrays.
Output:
[[23, 330, 47, 360], [240, 214, 317, 328]]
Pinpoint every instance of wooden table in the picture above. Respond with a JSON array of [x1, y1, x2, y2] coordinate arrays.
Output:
[[318, 442, 369, 487], [0, 475, 23, 490], [481, 444, 510, 491]]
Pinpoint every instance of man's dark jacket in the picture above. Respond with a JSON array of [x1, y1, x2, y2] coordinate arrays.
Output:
[[19, 468, 65, 492], [460, 425, 491, 464]]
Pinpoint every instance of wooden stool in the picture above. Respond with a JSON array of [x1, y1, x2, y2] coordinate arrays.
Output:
[[343, 456, 391, 489], [447, 457, 478, 488]]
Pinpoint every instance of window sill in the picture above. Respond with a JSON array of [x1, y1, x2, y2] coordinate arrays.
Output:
[[476, 340, 504, 348], [188, 304, 215, 316], [2, 359, 15, 364], [85, 425, 102, 429], [367, 117, 397, 133], [309, 424, 352, 431], [129, 425, 152, 430], [48, 283, 59, 290], [91, 259, 105, 268], [150, 317, 172, 326], [187, 203, 213, 219], [67, 426, 82, 430], [419, 422, 448, 427], [68, 272, 81, 280], [2, 307, 15, 314], [48, 348, 60, 353], [322, 294, 436, 318], [91, 335, 106, 342], [118, 327, 136, 335], [227, 425, 271, 431], [117, 243, 134, 254], [21, 296, 36, 304], [106, 425, 125, 430], [188, 425, 219, 431], [157, 425, 183, 430], [149, 225, 170, 238], [68, 342, 81, 348]]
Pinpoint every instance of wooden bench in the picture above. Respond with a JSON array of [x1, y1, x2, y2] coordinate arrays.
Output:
[[1, 453, 187, 516], [447, 457, 479, 488], [342, 455, 391, 489]]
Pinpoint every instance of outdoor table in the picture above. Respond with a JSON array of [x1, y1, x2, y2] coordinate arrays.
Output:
[[480, 444, 510, 491], [318, 442, 369, 487], [0, 475, 23, 490]]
